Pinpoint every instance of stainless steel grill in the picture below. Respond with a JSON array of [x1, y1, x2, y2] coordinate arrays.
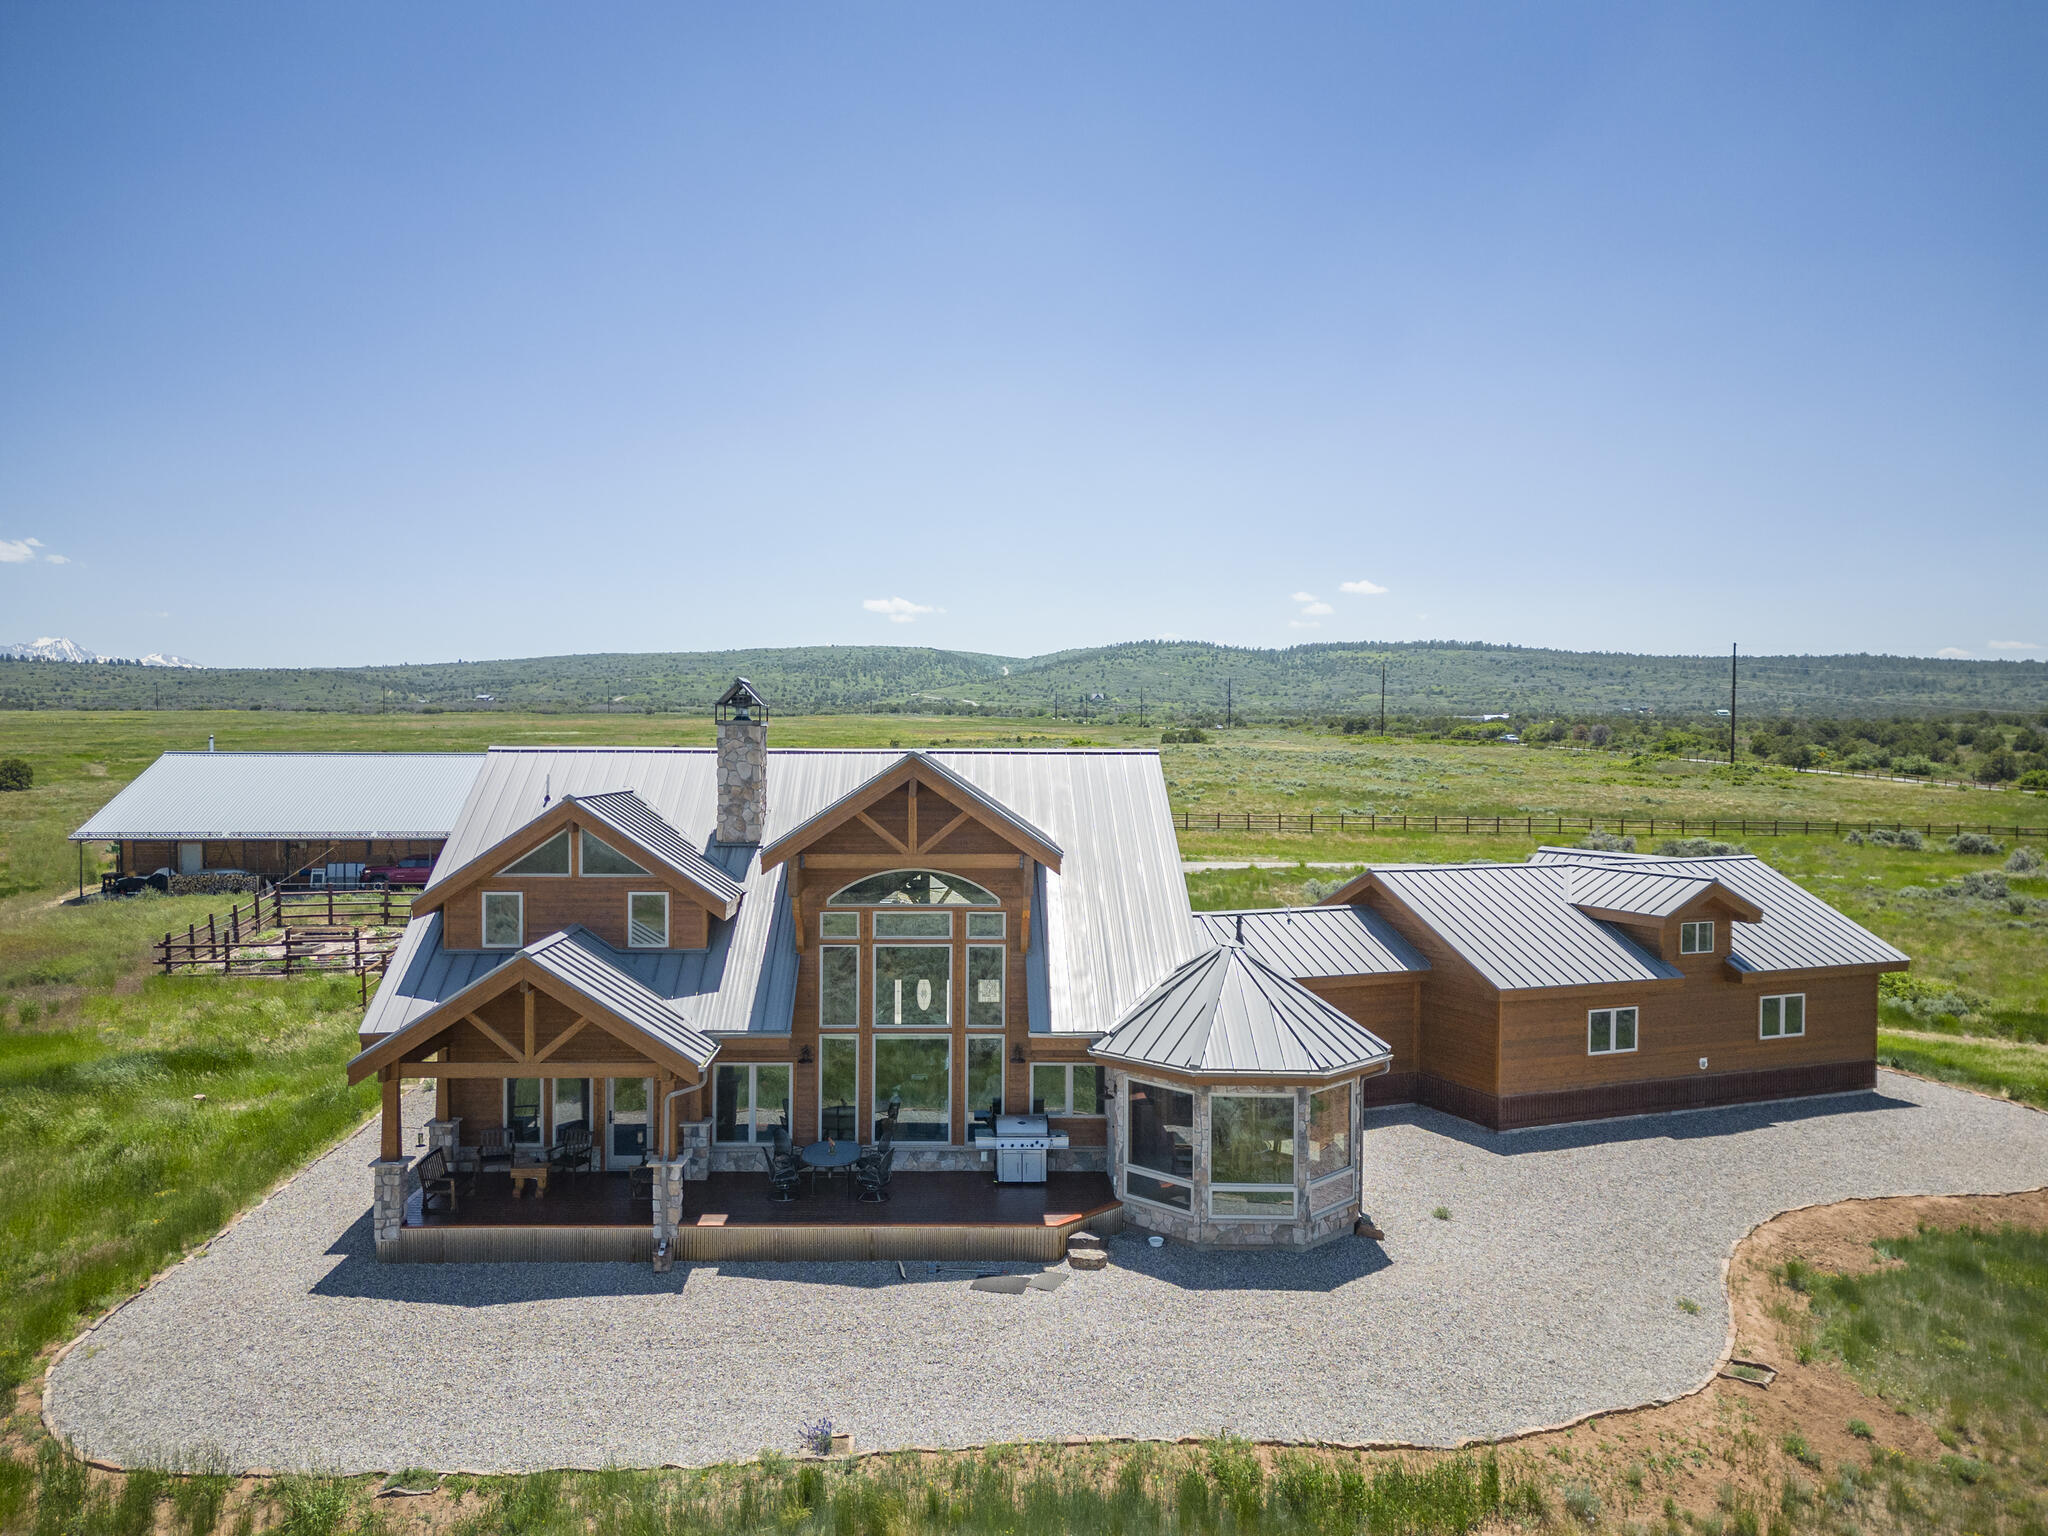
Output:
[[973, 1113, 1070, 1183]]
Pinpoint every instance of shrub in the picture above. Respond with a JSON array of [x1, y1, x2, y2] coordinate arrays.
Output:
[[1849, 827, 1924, 850], [0, 757, 29, 792], [2008, 846, 2044, 874], [1657, 837, 1748, 857], [1160, 727, 1209, 744], [1579, 831, 1637, 852], [1847, 1418, 1874, 1439], [1949, 871, 2010, 901], [1563, 1481, 1602, 1524], [2020, 769, 2048, 791], [1588, 724, 1612, 747], [1946, 831, 2003, 855]]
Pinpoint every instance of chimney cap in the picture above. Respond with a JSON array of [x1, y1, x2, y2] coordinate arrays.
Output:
[[714, 677, 769, 723]]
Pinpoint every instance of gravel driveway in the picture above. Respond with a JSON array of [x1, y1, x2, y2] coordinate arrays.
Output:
[[46, 1073, 2048, 1473]]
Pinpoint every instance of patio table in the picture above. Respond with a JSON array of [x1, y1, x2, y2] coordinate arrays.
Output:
[[508, 1158, 549, 1199], [800, 1139, 861, 1197]]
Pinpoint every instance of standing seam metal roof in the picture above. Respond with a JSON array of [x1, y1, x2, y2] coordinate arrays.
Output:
[[567, 790, 746, 908], [1090, 943, 1393, 1078], [1192, 906, 1428, 979], [71, 752, 484, 841]]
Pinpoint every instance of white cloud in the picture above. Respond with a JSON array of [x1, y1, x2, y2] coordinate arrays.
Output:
[[44, 553, 69, 565], [0, 537, 45, 563], [1988, 639, 2042, 651], [1300, 600, 1333, 616], [1935, 647, 1973, 659], [1288, 619, 1321, 630], [1290, 591, 1321, 604], [1289, 591, 1334, 619], [1339, 578, 1389, 595], [862, 596, 939, 624]]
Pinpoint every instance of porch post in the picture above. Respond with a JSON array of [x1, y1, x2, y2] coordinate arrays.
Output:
[[380, 1068, 402, 1161]]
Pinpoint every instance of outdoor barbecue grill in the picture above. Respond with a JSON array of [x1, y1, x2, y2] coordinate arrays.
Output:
[[973, 1112, 1069, 1184]]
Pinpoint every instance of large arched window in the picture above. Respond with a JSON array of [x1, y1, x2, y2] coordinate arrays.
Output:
[[828, 869, 999, 906]]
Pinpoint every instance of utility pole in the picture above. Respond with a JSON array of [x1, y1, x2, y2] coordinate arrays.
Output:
[[1379, 656, 1388, 737], [1225, 678, 1233, 729], [1729, 643, 1738, 765]]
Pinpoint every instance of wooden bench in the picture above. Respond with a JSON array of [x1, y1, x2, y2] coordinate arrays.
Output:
[[415, 1147, 472, 1213]]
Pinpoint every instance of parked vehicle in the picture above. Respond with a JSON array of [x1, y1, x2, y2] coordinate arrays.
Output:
[[361, 854, 435, 887], [104, 869, 172, 896]]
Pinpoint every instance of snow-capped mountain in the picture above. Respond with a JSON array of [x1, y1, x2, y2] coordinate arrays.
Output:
[[2, 637, 202, 667]]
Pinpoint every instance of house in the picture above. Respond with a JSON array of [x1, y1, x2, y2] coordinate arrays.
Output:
[[71, 750, 483, 885], [343, 680, 1907, 1262]]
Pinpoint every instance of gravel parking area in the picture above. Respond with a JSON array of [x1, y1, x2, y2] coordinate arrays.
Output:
[[46, 1073, 2048, 1473]]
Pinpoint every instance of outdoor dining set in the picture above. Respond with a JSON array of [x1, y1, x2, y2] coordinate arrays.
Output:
[[763, 1120, 896, 1203]]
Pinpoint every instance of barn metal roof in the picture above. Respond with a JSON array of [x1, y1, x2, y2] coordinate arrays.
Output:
[[1193, 905, 1428, 979], [1090, 943, 1393, 1079], [567, 790, 746, 908], [1529, 848, 1909, 974], [71, 752, 484, 842], [408, 747, 1198, 1036]]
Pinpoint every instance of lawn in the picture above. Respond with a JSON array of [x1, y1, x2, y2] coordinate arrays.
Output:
[[1877, 1032, 2048, 1111]]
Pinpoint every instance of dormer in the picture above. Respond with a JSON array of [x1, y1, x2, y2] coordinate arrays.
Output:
[[1563, 867, 1761, 970], [415, 789, 744, 953]]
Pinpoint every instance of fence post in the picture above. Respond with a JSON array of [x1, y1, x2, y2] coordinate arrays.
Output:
[[161, 932, 171, 975]]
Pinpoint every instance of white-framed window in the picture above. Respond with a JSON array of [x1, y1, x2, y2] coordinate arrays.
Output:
[[1307, 1083, 1352, 1183], [1124, 1079, 1195, 1212], [820, 911, 859, 940], [506, 1077, 542, 1149], [714, 1063, 791, 1143], [966, 911, 1005, 939], [627, 891, 669, 948], [581, 829, 650, 877], [498, 829, 570, 876], [874, 910, 950, 939], [968, 944, 1005, 1029], [1031, 1062, 1104, 1116], [481, 891, 523, 948], [874, 944, 950, 1027], [1588, 1005, 1638, 1055], [818, 1035, 858, 1141], [1210, 1091, 1297, 1219], [1679, 921, 1714, 955], [1760, 993, 1806, 1039], [819, 945, 860, 1028], [966, 1036, 1005, 1122]]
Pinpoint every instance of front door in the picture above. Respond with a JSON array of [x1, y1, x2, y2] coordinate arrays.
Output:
[[608, 1077, 652, 1168]]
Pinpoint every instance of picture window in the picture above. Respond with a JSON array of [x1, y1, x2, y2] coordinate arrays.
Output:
[[626, 891, 668, 948], [498, 829, 569, 876], [1760, 993, 1805, 1039], [1588, 1006, 1638, 1055]]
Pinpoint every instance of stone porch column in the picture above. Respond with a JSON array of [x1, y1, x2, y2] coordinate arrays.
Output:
[[372, 1157, 411, 1261], [426, 1116, 462, 1167], [680, 1117, 712, 1181], [651, 1159, 689, 1271]]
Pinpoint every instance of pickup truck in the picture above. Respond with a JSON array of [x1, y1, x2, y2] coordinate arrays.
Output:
[[361, 854, 436, 887]]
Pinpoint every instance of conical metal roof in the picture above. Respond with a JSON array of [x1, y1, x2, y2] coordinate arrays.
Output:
[[1089, 942, 1392, 1080]]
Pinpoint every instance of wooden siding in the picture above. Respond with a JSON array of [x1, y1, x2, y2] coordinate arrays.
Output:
[[1301, 975, 1420, 1077], [1493, 1057, 1877, 1130], [1358, 889, 1502, 1096], [117, 838, 442, 879], [438, 874, 710, 952]]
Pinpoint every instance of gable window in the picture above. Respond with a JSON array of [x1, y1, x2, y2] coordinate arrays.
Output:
[[874, 945, 950, 1027], [966, 911, 1004, 939], [1680, 921, 1714, 955], [1031, 1062, 1103, 1116], [875, 911, 950, 938], [1760, 993, 1805, 1039], [714, 1063, 791, 1143], [481, 891, 523, 948], [1125, 1079, 1195, 1211], [627, 891, 669, 948], [820, 911, 859, 940], [581, 829, 650, 877], [968, 945, 1004, 1029], [829, 869, 998, 906], [966, 1036, 1004, 1122], [1210, 1093, 1296, 1218], [1588, 1006, 1638, 1055], [499, 829, 570, 876], [820, 946, 860, 1028]]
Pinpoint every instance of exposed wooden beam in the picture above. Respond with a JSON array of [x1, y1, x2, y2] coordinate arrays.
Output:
[[534, 1016, 591, 1064], [523, 984, 535, 1059], [800, 852, 1022, 870], [906, 778, 918, 853], [855, 811, 908, 854], [395, 1061, 701, 1081], [917, 809, 968, 854], [464, 1011, 523, 1063]]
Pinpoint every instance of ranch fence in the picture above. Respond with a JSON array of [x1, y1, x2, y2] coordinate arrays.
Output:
[[1172, 810, 2046, 840], [155, 887, 413, 983]]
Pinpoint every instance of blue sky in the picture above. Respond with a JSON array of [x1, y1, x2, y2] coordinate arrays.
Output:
[[2, 4, 2043, 668]]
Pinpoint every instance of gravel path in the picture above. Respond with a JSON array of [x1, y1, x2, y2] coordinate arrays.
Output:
[[46, 1074, 2048, 1473]]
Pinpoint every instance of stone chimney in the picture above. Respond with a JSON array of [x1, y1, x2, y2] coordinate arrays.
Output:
[[714, 678, 768, 844]]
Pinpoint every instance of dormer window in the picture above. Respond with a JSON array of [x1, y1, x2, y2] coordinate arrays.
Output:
[[627, 891, 669, 948], [1679, 921, 1714, 955], [498, 830, 570, 876], [581, 830, 650, 877]]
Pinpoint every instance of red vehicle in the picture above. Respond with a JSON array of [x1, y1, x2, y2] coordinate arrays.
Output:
[[362, 854, 436, 887]]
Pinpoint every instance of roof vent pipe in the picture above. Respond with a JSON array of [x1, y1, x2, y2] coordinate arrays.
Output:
[[543, 772, 551, 808], [1235, 913, 1243, 944], [207, 735, 214, 752]]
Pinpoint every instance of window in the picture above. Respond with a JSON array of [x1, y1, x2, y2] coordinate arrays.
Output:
[[627, 891, 669, 948], [499, 829, 570, 876], [1308, 1085, 1352, 1182], [874, 945, 950, 1027], [968, 945, 1004, 1029], [820, 911, 859, 940], [1760, 993, 1806, 1039], [873, 1036, 950, 1142], [966, 911, 1005, 939], [714, 1064, 791, 1143], [1588, 1006, 1639, 1055], [1032, 1062, 1103, 1116], [481, 891, 523, 948], [1125, 1079, 1194, 1210], [875, 911, 950, 938], [1680, 921, 1714, 955], [553, 1077, 590, 1138], [581, 829, 650, 876], [1210, 1093, 1296, 1218], [820, 946, 860, 1028], [966, 1036, 1004, 1122], [506, 1078, 542, 1148], [829, 869, 998, 906], [819, 1037, 858, 1141]]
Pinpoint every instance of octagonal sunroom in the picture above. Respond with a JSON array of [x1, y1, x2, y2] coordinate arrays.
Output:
[[1090, 939, 1392, 1248]]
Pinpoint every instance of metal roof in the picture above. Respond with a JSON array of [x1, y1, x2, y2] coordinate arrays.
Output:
[[759, 750, 1064, 870], [71, 752, 484, 842], [567, 790, 746, 908], [413, 747, 1197, 1035], [1193, 906, 1428, 979], [1090, 944, 1393, 1079], [1363, 863, 1682, 991], [1529, 848, 1909, 974], [1564, 866, 1719, 919]]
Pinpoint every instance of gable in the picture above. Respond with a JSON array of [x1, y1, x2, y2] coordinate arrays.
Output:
[[760, 754, 1063, 873]]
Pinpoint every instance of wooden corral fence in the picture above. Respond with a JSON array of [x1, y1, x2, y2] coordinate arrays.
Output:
[[156, 887, 412, 982], [1173, 810, 2047, 839]]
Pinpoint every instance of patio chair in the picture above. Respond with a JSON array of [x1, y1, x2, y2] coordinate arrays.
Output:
[[476, 1125, 513, 1174], [549, 1123, 593, 1180], [771, 1123, 793, 1160], [873, 1098, 900, 1143], [764, 1145, 803, 1202], [822, 1103, 856, 1141], [854, 1144, 895, 1204], [414, 1147, 471, 1214]]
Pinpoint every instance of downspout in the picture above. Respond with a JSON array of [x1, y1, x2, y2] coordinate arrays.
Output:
[[661, 1084, 693, 1164]]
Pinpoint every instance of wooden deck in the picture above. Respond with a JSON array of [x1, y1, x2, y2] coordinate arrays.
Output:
[[391, 1170, 1123, 1264]]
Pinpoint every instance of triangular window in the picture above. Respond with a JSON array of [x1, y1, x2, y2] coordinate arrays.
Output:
[[498, 829, 571, 876], [581, 829, 651, 877]]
